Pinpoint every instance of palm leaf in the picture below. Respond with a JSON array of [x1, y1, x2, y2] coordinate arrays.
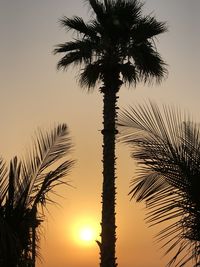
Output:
[[56, 51, 88, 70], [88, 0, 106, 25], [129, 43, 168, 84], [54, 39, 99, 71], [20, 124, 74, 208], [132, 15, 168, 43], [119, 101, 200, 266], [79, 61, 102, 89], [119, 62, 138, 86], [32, 160, 74, 207], [0, 158, 8, 204], [110, 0, 143, 27], [54, 39, 95, 54], [59, 16, 97, 37]]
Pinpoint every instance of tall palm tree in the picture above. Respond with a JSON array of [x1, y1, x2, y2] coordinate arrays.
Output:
[[0, 124, 74, 267], [54, 1, 167, 266], [119, 102, 200, 266]]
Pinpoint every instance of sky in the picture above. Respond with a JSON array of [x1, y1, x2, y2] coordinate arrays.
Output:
[[0, 1, 200, 267]]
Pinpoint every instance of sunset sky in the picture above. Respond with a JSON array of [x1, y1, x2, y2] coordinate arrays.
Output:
[[0, 1, 200, 267]]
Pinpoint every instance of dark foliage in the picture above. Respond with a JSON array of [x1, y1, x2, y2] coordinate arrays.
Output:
[[0, 124, 74, 267], [119, 102, 200, 266], [54, 0, 168, 91]]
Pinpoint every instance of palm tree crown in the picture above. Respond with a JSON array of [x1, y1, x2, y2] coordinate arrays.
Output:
[[54, 0, 167, 89]]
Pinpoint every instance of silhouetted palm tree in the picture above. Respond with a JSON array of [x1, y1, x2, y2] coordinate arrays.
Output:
[[54, 1, 167, 266], [119, 102, 200, 266], [0, 124, 74, 267]]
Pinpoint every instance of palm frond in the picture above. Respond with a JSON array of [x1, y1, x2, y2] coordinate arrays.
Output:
[[119, 62, 138, 86], [20, 124, 74, 207], [87, 0, 106, 24], [132, 15, 168, 43], [59, 16, 97, 37], [129, 43, 168, 84], [32, 160, 74, 207], [6, 157, 21, 212], [54, 38, 99, 71], [129, 172, 169, 201], [111, 0, 144, 26], [119, 102, 200, 266], [56, 51, 87, 70], [0, 158, 8, 204], [54, 39, 95, 54], [79, 62, 102, 89]]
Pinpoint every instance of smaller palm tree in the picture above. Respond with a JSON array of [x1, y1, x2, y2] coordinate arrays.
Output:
[[119, 102, 200, 267], [0, 124, 74, 267]]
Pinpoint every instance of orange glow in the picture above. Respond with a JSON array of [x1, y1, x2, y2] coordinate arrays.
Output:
[[70, 217, 100, 247], [79, 227, 95, 242]]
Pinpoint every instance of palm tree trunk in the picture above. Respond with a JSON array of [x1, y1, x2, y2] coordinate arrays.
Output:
[[32, 224, 36, 267], [99, 74, 122, 267], [31, 206, 37, 267]]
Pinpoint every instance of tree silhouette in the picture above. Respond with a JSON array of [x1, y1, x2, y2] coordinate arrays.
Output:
[[54, 1, 167, 266], [0, 124, 74, 267], [119, 102, 200, 266]]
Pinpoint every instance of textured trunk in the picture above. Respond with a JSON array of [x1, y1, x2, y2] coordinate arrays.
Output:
[[31, 206, 40, 267], [99, 72, 122, 267], [32, 221, 36, 267]]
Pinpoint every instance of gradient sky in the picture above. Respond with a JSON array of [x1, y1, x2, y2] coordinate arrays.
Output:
[[0, 1, 200, 267]]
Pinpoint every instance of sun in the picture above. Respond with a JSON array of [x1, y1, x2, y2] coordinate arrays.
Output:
[[69, 218, 100, 246], [79, 227, 95, 242], [77, 225, 98, 246]]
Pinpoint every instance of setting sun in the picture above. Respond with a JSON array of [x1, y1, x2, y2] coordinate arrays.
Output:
[[79, 227, 95, 242], [68, 217, 100, 247]]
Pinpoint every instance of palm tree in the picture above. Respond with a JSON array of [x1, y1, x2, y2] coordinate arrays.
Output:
[[54, 1, 167, 266], [119, 102, 200, 266], [0, 124, 74, 267]]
